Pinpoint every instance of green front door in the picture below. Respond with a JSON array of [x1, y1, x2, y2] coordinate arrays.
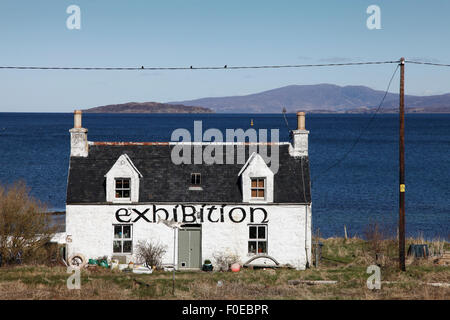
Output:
[[178, 226, 201, 269]]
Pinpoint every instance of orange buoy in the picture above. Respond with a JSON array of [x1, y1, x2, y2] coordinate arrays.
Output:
[[231, 263, 241, 272]]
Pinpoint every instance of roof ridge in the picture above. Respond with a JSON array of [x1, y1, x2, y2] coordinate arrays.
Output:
[[89, 141, 291, 146]]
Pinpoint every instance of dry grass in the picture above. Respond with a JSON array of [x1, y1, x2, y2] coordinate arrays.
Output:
[[0, 238, 448, 300]]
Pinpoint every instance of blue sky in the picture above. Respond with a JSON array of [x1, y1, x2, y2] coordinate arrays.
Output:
[[0, 0, 449, 112]]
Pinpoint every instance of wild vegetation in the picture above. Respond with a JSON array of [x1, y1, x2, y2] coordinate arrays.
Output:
[[135, 241, 167, 268], [0, 187, 447, 299], [0, 181, 58, 266], [0, 236, 447, 300]]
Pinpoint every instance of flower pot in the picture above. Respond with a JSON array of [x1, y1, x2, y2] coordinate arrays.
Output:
[[202, 263, 213, 272]]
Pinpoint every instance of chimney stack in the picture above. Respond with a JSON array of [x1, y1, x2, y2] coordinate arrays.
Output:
[[289, 111, 309, 157], [69, 110, 88, 157]]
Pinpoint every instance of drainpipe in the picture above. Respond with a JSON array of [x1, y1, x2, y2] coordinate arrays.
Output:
[[305, 205, 311, 268]]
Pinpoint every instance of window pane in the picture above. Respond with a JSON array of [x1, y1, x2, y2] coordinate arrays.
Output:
[[123, 190, 130, 198], [114, 226, 122, 239], [257, 190, 265, 198], [257, 179, 264, 188], [115, 191, 121, 198], [258, 226, 266, 239], [191, 173, 201, 185], [123, 179, 130, 188], [251, 189, 257, 198], [113, 241, 122, 253], [123, 225, 131, 239], [258, 241, 267, 254], [248, 241, 257, 254], [251, 179, 257, 188], [249, 226, 257, 239], [123, 241, 132, 253], [116, 180, 122, 188]]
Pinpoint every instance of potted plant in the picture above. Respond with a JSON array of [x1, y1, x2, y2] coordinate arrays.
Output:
[[202, 259, 213, 271]]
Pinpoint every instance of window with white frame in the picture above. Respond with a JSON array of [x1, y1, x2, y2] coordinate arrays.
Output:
[[248, 225, 267, 254], [115, 178, 131, 199], [113, 225, 132, 254], [250, 178, 265, 199]]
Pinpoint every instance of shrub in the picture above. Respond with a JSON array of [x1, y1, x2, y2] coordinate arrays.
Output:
[[213, 251, 240, 271], [26, 242, 60, 266], [364, 222, 384, 256], [363, 221, 396, 266], [135, 240, 167, 269], [0, 181, 57, 266]]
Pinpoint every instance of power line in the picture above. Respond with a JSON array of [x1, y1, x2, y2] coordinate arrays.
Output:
[[0, 60, 400, 71], [313, 63, 400, 182], [406, 60, 450, 67], [3, 59, 450, 71]]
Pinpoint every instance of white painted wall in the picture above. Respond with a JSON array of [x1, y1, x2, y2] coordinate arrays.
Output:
[[66, 203, 311, 270]]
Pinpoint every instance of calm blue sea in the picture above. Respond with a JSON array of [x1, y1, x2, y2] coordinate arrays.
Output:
[[0, 113, 448, 239]]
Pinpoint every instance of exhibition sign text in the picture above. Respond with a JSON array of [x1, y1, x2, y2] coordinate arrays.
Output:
[[115, 204, 269, 224]]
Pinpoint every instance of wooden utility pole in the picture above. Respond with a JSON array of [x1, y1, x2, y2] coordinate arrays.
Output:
[[173, 227, 176, 295], [399, 57, 406, 271]]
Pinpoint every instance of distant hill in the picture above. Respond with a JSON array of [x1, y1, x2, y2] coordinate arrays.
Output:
[[84, 102, 213, 114], [169, 84, 450, 113]]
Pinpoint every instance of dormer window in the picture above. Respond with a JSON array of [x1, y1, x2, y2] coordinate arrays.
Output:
[[105, 154, 142, 203], [189, 173, 203, 191], [238, 153, 274, 203], [251, 178, 265, 199], [191, 173, 201, 186], [115, 178, 131, 199]]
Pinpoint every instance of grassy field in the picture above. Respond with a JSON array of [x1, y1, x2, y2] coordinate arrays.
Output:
[[0, 237, 448, 300]]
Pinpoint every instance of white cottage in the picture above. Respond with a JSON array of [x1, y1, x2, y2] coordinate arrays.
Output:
[[65, 111, 312, 270]]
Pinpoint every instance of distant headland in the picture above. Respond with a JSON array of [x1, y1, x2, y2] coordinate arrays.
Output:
[[170, 84, 450, 114], [83, 102, 214, 114], [83, 84, 450, 114]]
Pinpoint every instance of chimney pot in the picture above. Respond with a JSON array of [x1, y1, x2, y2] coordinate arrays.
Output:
[[297, 111, 306, 130], [74, 110, 82, 129]]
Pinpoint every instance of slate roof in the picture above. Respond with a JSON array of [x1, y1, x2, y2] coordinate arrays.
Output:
[[66, 143, 311, 204]]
